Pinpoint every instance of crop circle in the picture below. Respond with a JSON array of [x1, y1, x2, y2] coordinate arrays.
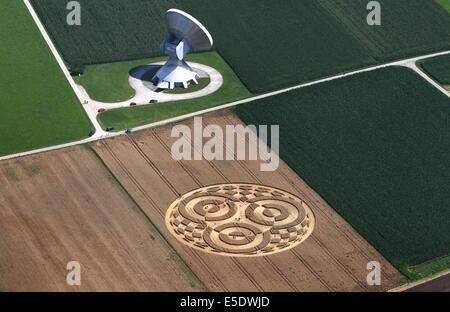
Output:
[[165, 184, 315, 257]]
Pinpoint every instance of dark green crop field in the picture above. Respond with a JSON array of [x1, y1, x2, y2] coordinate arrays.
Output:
[[318, 0, 450, 62], [186, 0, 375, 93], [235, 67, 450, 278], [419, 53, 450, 85], [0, 0, 92, 157], [32, 0, 450, 93]]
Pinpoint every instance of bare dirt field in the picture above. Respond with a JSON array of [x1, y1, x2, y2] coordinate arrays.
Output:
[[91, 111, 403, 292], [0, 146, 204, 291]]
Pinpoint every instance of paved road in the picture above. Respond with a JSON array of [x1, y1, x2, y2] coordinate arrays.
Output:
[[406, 273, 450, 292]]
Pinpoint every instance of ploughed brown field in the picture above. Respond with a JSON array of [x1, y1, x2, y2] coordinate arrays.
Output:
[[0, 146, 204, 291], [91, 111, 402, 291]]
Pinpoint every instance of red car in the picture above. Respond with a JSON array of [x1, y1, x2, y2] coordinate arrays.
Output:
[[130, 102, 137, 107], [98, 108, 106, 113]]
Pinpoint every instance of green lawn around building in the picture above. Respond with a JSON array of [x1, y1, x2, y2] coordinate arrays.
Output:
[[97, 52, 251, 130], [235, 66, 450, 280]]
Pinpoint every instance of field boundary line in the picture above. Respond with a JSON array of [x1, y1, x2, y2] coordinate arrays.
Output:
[[3, 1, 450, 163], [402, 62, 450, 99], [388, 270, 450, 292]]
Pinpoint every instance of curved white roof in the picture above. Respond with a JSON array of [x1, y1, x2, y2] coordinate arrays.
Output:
[[166, 9, 213, 52]]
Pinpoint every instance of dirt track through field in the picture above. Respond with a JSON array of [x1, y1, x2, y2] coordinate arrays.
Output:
[[0, 146, 204, 291], [91, 111, 402, 292]]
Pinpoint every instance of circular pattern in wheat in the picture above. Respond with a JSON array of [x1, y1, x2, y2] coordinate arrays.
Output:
[[165, 184, 315, 257]]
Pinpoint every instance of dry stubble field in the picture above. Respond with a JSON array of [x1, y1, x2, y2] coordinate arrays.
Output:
[[0, 146, 204, 291], [91, 111, 403, 291]]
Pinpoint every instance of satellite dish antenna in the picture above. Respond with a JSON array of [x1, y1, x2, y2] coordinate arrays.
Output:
[[152, 9, 214, 89]]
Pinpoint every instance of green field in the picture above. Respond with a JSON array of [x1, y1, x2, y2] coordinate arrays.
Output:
[[97, 52, 250, 130], [235, 67, 450, 279], [32, 0, 450, 93], [419, 54, 450, 85], [0, 0, 92, 157]]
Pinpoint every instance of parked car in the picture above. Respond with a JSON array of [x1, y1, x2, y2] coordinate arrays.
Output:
[[98, 108, 106, 113], [149, 99, 158, 104], [130, 102, 137, 107]]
